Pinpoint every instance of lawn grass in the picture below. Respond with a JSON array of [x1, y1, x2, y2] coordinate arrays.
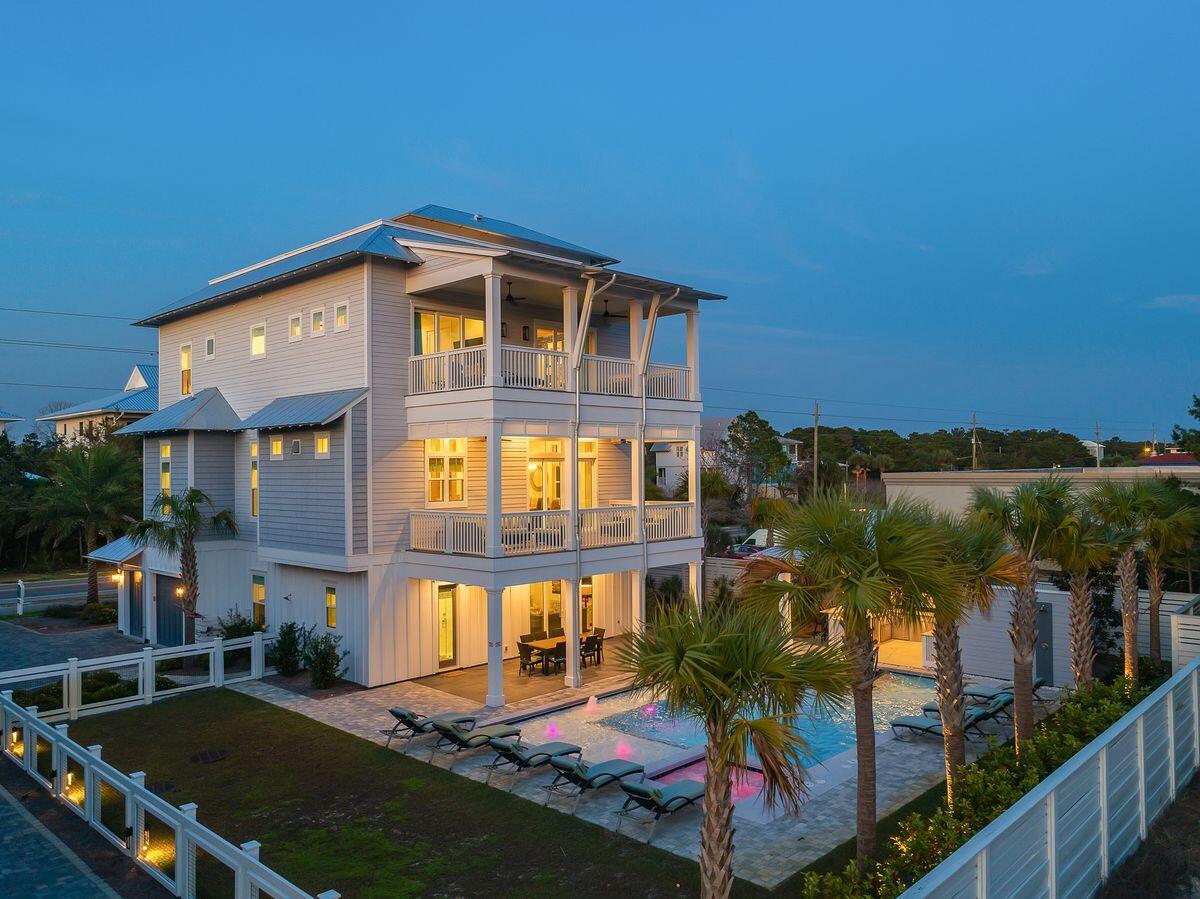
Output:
[[70, 689, 767, 898]]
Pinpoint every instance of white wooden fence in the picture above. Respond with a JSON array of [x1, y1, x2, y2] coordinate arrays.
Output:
[[1, 688, 337, 898], [1170, 600, 1200, 673], [903, 657, 1200, 898], [0, 634, 270, 722]]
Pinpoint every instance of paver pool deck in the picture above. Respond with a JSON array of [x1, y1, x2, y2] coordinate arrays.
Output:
[[233, 673, 1010, 888]]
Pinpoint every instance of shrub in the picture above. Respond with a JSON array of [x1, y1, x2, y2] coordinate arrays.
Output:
[[43, 603, 82, 619], [303, 632, 348, 689], [271, 621, 308, 677], [80, 602, 117, 625], [215, 607, 261, 639]]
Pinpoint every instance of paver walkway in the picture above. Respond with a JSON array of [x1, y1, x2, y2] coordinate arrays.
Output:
[[0, 779, 121, 898], [0, 619, 141, 670], [233, 676, 1008, 888]]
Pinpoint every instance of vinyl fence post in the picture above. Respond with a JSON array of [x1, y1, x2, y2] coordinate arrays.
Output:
[[237, 841, 260, 899], [128, 771, 145, 858], [1192, 668, 1199, 769], [975, 846, 988, 899], [66, 657, 80, 720], [1168, 689, 1178, 800], [212, 638, 225, 687], [251, 633, 265, 680], [23, 708, 36, 774], [142, 647, 155, 705], [53, 723, 69, 796], [1098, 745, 1110, 880], [178, 802, 197, 897], [87, 745, 102, 825]]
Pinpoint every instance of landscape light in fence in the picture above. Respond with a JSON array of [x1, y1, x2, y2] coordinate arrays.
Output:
[[139, 812, 177, 879], [63, 760, 86, 807], [8, 723, 23, 758]]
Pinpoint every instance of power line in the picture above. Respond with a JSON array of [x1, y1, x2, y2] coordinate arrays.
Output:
[[0, 305, 137, 321], [0, 380, 122, 391], [700, 381, 1152, 432], [0, 338, 155, 355]]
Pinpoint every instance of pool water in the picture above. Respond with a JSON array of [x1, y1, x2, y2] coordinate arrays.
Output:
[[516, 672, 936, 769]]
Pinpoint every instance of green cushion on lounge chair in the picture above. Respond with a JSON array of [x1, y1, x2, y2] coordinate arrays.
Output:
[[550, 756, 645, 785], [488, 739, 581, 768], [964, 678, 1046, 702], [432, 720, 520, 749], [622, 778, 705, 809]]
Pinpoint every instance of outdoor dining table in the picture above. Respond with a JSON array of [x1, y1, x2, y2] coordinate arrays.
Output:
[[524, 631, 595, 675]]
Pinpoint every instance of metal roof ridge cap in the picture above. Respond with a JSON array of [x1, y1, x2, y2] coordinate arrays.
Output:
[[208, 220, 390, 286], [387, 219, 606, 268]]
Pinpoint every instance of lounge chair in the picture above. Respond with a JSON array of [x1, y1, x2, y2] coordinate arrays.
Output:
[[616, 778, 705, 843], [378, 707, 477, 752], [483, 738, 582, 790], [543, 756, 646, 810], [964, 677, 1048, 704], [429, 719, 522, 767], [893, 694, 1013, 740]]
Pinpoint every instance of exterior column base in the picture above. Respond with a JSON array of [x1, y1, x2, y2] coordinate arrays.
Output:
[[563, 673, 583, 689], [485, 692, 506, 708]]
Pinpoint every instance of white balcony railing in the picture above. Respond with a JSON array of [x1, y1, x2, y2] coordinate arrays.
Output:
[[408, 346, 487, 394], [410, 504, 693, 555], [579, 506, 637, 549], [645, 362, 692, 400], [579, 355, 634, 396], [644, 501, 695, 541], [501, 346, 566, 391]]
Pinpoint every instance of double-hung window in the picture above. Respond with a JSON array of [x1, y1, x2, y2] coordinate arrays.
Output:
[[270, 437, 283, 459], [335, 302, 349, 331], [325, 586, 337, 628], [425, 438, 466, 505], [413, 310, 485, 355], [251, 574, 266, 628], [180, 344, 192, 395], [310, 307, 325, 337], [250, 442, 259, 517], [251, 323, 266, 357]]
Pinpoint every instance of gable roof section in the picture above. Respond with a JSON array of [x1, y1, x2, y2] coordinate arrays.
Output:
[[134, 224, 444, 328], [396, 205, 618, 267], [87, 534, 144, 565], [238, 388, 368, 431], [116, 387, 243, 435], [126, 364, 159, 392], [37, 385, 158, 422]]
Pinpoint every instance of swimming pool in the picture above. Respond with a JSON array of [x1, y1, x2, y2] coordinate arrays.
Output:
[[515, 672, 937, 769]]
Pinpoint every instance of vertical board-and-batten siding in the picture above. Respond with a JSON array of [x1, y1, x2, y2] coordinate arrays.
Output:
[[156, 264, 367, 418], [269, 564, 369, 683], [351, 401, 368, 553], [144, 437, 189, 517], [258, 426, 345, 553]]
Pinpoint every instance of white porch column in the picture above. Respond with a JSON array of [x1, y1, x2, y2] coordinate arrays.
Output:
[[486, 422, 503, 557], [563, 286, 579, 390], [632, 433, 645, 542], [632, 569, 647, 632], [687, 432, 701, 539], [685, 309, 700, 401], [629, 299, 644, 397], [485, 587, 505, 707], [564, 435, 577, 550], [688, 559, 703, 607], [563, 578, 582, 688], [483, 272, 503, 387]]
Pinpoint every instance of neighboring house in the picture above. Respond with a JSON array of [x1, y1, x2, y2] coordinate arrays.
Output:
[[651, 441, 689, 492], [0, 409, 19, 436], [697, 416, 801, 486], [36, 364, 158, 442], [93, 205, 719, 707], [883, 466, 1200, 516], [1079, 438, 1104, 463]]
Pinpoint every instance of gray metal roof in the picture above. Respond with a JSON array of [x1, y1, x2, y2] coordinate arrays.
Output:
[[396, 205, 618, 266], [129, 364, 159, 392], [87, 534, 144, 565], [116, 387, 243, 435], [134, 224, 448, 328], [238, 388, 367, 431], [36, 385, 158, 422]]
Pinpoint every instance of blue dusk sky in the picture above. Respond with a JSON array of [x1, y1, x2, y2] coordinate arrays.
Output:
[[2, 2, 1197, 440]]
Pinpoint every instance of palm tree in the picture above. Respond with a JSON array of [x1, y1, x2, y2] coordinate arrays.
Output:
[[30, 443, 140, 603], [130, 487, 237, 643], [741, 494, 958, 868], [618, 599, 850, 899], [933, 514, 1023, 806], [1088, 481, 1152, 686], [970, 477, 1073, 750], [1045, 506, 1114, 688], [1141, 481, 1200, 659]]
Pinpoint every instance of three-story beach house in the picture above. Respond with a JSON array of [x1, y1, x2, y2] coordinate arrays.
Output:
[[92, 206, 721, 705]]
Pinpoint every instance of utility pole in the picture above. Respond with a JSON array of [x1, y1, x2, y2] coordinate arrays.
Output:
[[812, 400, 820, 496], [971, 412, 979, 471], [1094, 421, 1102, 469], [1151, 423, 1157, 455]]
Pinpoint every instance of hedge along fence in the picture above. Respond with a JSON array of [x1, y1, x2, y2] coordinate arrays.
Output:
[[0, 633, 271, 722], [902, 657, 1200, 898], [1, 689, 338, 898]]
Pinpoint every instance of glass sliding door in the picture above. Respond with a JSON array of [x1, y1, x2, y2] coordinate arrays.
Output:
[[436, 584, 457, 669], [529, 581, 563, 634], [527, 459, 563, 511]]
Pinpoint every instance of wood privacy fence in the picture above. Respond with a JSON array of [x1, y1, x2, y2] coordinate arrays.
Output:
[[903, 657, 1200, 898], [1, 689, 337, 898]]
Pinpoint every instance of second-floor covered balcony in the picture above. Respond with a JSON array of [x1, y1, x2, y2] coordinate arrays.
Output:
[[405, 435, 700, 560]]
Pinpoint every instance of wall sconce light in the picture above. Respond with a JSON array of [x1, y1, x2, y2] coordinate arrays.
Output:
[[111, 571, 124, 586], [501, 322, 508, 338], [174, 585, 185, 598], [522, 325, 530, 342]]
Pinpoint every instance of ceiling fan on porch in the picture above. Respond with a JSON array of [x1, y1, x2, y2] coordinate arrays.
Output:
[[598, 297, 628, 319], [504, 280, 526, 306]]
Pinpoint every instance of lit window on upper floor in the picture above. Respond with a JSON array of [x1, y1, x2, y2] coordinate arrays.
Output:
[[251, 324, 266, 357]]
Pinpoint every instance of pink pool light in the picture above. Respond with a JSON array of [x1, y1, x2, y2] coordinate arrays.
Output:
[[543, 721, 560, 739], [642, 703, 658, 717], [585, 696, 601, 715], [616, 739, 633, 760]]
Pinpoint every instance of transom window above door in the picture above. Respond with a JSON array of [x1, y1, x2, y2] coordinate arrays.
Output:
[[414, 310, 485, 355]]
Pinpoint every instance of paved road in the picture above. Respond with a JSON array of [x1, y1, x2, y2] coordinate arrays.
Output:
[[0, 780, 121, 897], [0, 620, 142, 670]]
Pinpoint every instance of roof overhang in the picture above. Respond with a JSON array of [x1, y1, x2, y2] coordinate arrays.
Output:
[[87, 534, 144, 565]]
